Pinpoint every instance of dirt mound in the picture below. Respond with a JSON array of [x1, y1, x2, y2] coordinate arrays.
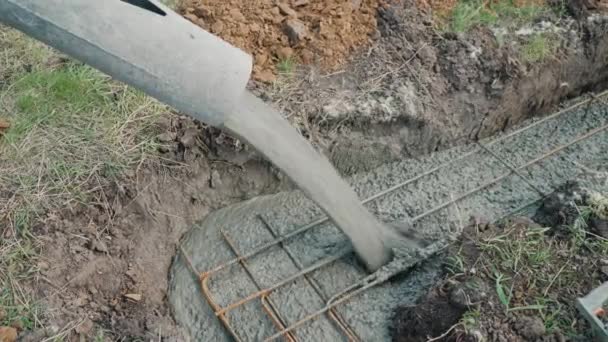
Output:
[[179, 0, 380, 82], [393, 188, 608, 341]]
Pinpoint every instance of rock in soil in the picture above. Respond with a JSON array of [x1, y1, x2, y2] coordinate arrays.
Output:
[[393, 282, 467, 342], [283, 19, 309, 45], [179, 0, 378, 81], [513, 316, 546, 340], [533, 181, 588, 230], [75, 318, 94, 335], [590, 216, 608, 238]]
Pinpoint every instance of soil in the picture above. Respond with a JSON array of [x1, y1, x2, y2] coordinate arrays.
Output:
[[392, 183, 608, 342], [179, 0, 380, 82], [21, 116, 287, 341], [8, 0, 608, 340], [251, 0, 608, 173]]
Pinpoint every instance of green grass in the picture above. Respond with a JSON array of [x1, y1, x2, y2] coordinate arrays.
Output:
[[276, 57, 296, 76], [463, 195, 608, 339], [448, 0, 550, 32], [521, 33, 556, 63], [450, 1, 498, 32], [460, 309, 481, 332], [0, 26, 168, 334]]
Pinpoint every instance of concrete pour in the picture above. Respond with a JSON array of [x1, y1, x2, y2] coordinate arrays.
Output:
[[169, 95, 608, 341]]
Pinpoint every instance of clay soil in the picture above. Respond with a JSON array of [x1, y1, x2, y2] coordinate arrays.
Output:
[[179, 0, 380, 82], [4, 0, 608, 341]]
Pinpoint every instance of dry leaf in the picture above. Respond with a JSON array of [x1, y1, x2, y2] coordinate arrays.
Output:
[[124, 293, 142, 302]]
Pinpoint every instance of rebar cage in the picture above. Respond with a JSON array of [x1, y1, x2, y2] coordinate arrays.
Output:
[[176, 91, 608, 341]]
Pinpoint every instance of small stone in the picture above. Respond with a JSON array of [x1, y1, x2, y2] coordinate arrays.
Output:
[[38, 260, 50, 271], [278, 3, 297, 17], [179, 128, 199, 148], [0, 327, 17, 342], [211, 21, 225, 34], [255, 53, 270, 66], [514, 316, 545, 340], [254, 69, 276, 83], [449, 278, 486, 309], [351, 0, 362, 9], [293, 0, 309, 6], [88, 285, 98, 295], [301, 50, 315, 64], [283, 19, 308, 46], [276, 47, 294, 60], [46, 325, 59, 335], [210, 170, 223, 189], [183, 14, 198, 23], [301, 49, 314, 64], [75, 318, 94, 335], [193, 6, 210, 18], [590, 217, 608, 238], [250, 23, 261, 33], [418, 46, 437, 66], [228, 8, 246, 22], [89, 239, 108, 254], [156, 132, 176, 143], [237, 23, 250, 36]]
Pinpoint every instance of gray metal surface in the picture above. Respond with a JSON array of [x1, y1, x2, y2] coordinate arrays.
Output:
[[169, 95, 608, 341], [0, 0, 252, 126], [577, 282, 608, 342]]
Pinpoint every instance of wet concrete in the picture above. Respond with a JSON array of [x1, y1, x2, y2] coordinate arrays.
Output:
[[169, 95, 608, 341]]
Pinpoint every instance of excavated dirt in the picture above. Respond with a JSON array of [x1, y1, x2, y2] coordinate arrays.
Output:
[[179, 0, 380, 82], [179, 0, 608, 173], [10, 0, 608, 340], [251, 0, 608, 174]]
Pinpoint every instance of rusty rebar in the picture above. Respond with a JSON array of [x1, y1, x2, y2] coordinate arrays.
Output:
[[190, 96, 608, 341]]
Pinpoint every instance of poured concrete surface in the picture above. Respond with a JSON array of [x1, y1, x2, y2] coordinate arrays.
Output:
[[169, 96, 608, 341]]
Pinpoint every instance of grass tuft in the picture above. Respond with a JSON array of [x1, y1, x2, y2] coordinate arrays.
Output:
[[521, 33, 556, 63], [461, 201, 608, 339], [447, 0, 550, 32], [277, 57, 296, 76]]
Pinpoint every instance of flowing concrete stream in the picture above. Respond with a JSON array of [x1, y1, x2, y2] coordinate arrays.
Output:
[[170, 94, 608, 341]]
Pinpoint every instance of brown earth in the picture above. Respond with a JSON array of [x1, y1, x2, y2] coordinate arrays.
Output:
[[252, 0, 608, 174], [179, 0, 380, 82], [7, 0, 608, 341]]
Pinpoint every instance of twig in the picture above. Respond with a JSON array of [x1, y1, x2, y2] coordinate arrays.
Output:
[[427, 323, 461, 342], [585, 230, 608, 242], [41, 318, 84, 342], [543, 261, 569, 296]]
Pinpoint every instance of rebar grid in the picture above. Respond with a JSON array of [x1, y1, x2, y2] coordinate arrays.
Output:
[[182, 91, 608, 341]]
